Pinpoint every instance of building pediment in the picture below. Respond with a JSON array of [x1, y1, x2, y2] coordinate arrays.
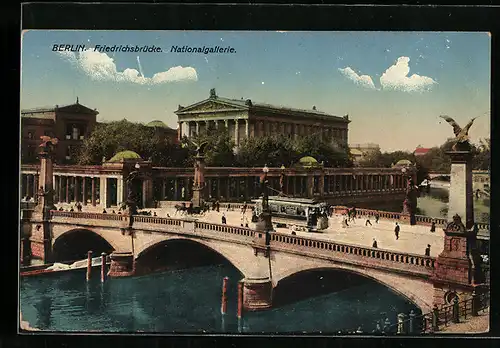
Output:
[[57, 103, 99, 115], [176, 99, 248, 115]]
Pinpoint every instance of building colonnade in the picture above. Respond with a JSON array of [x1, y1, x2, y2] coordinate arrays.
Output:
[[178, 119, 348, 146]]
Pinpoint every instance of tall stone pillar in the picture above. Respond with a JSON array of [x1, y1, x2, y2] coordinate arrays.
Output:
[[245, 119, 249, 138], [215, 120, 219, 130], [318, 174, 325, 196], [82, 177, 87, 205], [216, 178, 221, 199], [142, 178, 153, 208], [74, 176, 79, 202], [91, 177, 96, 206], [117, 177, 124, 206], [433, 147, 485, 307], [100, 177, 108, 208], [30, 140, 58, 263], [195, 122, 200, 136], [178, 122, 183, 141], [174, 179, 179, 200], [234, 119, 240, 146], [306, 174, 314, 198], [192, 152, 206, 208]]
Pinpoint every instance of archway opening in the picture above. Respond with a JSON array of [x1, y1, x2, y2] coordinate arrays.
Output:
[[52, 229, 114, 263], [135, 239, 242, 276], [273, 268, 369, 308]]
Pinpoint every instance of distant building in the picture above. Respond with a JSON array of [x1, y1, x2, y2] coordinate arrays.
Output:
[[21, 99, 98, 164], [175, 88, 350, 148], [145, 120, 179, 144], [349, 143, 380, 165], [414, 147, 431, 156]]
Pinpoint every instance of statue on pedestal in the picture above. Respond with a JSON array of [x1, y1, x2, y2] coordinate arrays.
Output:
[[403, 176, 419, 225], [439, 115, 478, 151], [124, 169, 141, 216], [35, 136, 58, 218], [191, 140, 209, 208]]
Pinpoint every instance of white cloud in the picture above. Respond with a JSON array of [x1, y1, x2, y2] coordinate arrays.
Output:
[[56, 48, 197, 84], [338, 67, 377, 89], [379, 56, 437, 92]]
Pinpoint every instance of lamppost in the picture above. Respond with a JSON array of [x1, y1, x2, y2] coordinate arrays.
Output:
[[279, 165, 285, 196], [260, 164, 273, 245]]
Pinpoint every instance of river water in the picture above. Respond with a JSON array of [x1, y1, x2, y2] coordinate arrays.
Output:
[[19, 187, 489, 333]]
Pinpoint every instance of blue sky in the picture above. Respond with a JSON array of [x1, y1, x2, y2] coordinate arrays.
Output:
[[21, 31, 490, 152]]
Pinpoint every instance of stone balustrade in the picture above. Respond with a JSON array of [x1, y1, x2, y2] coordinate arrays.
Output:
[[195, 221, 255, 239], [270, 232, 436, 276], [332, 206, 489, 231], [50, 210, 128, 221], [132, 215, 183, 227]]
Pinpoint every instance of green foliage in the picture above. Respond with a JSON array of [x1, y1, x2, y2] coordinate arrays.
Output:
[[236, 134, 352, 168], [189, 128, 236, 166], [76, 120, 189, 166]]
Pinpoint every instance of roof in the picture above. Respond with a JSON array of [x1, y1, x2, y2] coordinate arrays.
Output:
[[21, 101, 99, 116], [299, 156, 318, 164], [176, 91, 349, 122], [414, 147, 431, 155], [108, 150, 142, 162], [146, 120, 174, 130], [350, 149, 364, 156], [394, 159, 413, 166]]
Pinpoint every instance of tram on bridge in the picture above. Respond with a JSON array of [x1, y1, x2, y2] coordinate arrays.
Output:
[[252, 196, 329, 232]]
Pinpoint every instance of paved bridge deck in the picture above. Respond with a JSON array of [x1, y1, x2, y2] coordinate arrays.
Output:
[[158, 207, 444, 257]]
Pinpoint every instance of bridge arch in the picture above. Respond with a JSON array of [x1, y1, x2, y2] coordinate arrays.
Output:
[[273, 264, 433, 313], [52, 228, 117, 262], [134, 237, 252, 278]]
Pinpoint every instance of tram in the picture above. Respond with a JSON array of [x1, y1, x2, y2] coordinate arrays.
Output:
[[252, 196, 329, 231]]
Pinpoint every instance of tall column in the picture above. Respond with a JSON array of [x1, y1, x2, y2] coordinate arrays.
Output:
[[215, 120, 219, 130], [58, 176, 63, 203], [226, 178, 231, 200], [207, 178, 213, 198], [306, 175, 314, 198], [370, 175, 374, 191], [194, 121, 199, 136], [91, 177, 96, 206], [117, 177, 123, 206], [100, 177, 108, 208], [224, 119, 229, 130], [65, 176, 69, 202], [178, 122, 183, 141], [174, 179, 179, 200], [74, 176, 79, 202], [245, 119, 249, 138], [217, 178, 221, 199], [82, 177, 87, 205], [234, 119, 240, 146], [236, 178, 241, 200], [26, 175, 32, 198], [318, 175, 325, 196], [162, 178, 167, 200], [332, 175, 337, 194]]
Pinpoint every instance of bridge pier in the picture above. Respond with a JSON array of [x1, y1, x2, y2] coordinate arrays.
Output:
[[108, 252, 135, 277], [242, 277, 273, 311]]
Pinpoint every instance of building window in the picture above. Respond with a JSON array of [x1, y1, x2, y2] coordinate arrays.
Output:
[[66, 123, 86, 140], [66, 146, 71, 160], [27, 132, 33, 139]]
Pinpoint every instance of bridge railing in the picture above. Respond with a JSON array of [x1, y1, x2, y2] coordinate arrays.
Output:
[[194, 221, 255, 239], [270, 232, 436, 275], [331, 206, 489, 231], [382, 291, 489, 334], [132, 215, 183, 227], [49, 210, 129, 221]]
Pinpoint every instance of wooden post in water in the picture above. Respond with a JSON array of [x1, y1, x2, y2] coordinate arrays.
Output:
[[86, 250, 92, 281], [221, 276, 228, 315], [237, 281, 243, 319], [101, 252, 106, 283]]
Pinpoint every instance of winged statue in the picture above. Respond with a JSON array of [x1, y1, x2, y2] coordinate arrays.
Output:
[[39, 136, 59, 153], [439, 115, 478, 151], [190, 140, 209, 157]]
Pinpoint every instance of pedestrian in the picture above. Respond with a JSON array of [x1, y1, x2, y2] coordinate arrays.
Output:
[[153, 212, 157, 217], [216, 200, 220, 212], [70, 206, 74, 212], [425, 244, 431, 256], [102, 209, 107, 214], [372, 238, 378, 248], [430, 220, 436, 232], [375, 214, 379, 224], [227, 203, 231, 212], [221, 213, 227, 225], [244, 217, 249, 228], [112, 210, 116, 214], [394, 222, 400, 240], [365, 219, 372, 226]]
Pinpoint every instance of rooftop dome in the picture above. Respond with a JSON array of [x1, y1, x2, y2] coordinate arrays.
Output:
[[299, 156, 318, 164], [394, 159, 413, 167], [146, 120, 170, 128], [108, 150, 142, 162]]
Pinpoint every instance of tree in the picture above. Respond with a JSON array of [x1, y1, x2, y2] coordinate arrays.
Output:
[[472, 138, 490, 171], [75, 120, 189, 166], [189, 128, 236, 166], [237, 135, 296, 167]]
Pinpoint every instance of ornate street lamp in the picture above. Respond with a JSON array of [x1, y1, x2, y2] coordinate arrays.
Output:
[[260, 164, 273, 245]]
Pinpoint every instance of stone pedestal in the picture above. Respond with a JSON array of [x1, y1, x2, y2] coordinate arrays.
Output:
[[447, 151, 474, 230], [192, 155, 206, 208], [242, 278, 273, 311], [108, 252, 135, 277]]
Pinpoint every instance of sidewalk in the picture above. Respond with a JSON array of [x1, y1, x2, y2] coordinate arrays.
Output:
[[438, 308, 490, 334]]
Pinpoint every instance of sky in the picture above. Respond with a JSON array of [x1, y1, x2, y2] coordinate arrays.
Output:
[[20, 31, 491, 152]]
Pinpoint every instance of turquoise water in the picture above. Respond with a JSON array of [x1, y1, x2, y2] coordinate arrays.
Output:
[[20, 264, 419, 333]]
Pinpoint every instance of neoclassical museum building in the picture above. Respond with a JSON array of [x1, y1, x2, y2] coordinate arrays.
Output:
[[176, 89, 350, 148]]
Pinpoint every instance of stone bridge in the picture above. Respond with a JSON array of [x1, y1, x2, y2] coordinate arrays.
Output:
[[25, 210, 476, 314]]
